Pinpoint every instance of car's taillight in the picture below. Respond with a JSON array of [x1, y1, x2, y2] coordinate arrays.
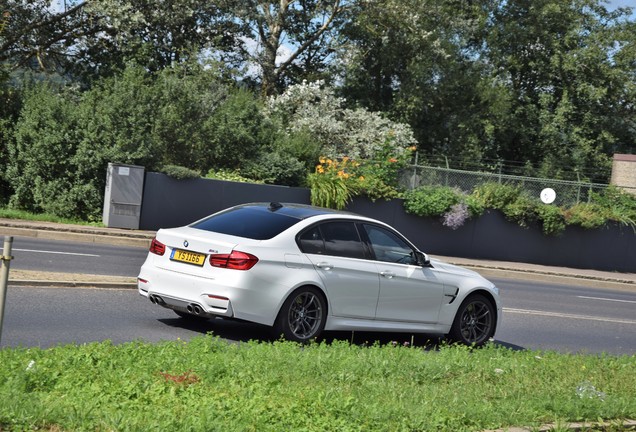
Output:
[[149, 237, 166, 256], [209, 250, 258, 270]]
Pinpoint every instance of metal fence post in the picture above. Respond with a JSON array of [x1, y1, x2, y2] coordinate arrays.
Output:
[[0, 236, 14, 346]]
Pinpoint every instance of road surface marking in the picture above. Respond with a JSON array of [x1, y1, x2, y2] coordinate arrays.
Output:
[[503, 307, 636, 325], [577, 295, 636, 304], [11, 248, 100, 258]]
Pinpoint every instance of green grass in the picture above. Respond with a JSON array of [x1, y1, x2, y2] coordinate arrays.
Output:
[[1, 335, 635, 431], [0, 207, 103, 227]]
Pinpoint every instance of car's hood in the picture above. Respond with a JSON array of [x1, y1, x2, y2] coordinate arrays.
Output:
[[429, 258, 486, 280]]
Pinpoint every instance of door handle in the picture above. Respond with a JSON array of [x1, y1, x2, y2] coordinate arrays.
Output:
[[316, 262, 334, 271], [380, 271, 395, 279]]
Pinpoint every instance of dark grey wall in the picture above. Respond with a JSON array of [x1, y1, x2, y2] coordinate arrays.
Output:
[[140, 173, 311, 230], [140, 173, 636, 273]]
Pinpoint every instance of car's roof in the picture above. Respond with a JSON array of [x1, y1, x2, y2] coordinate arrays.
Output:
[[236, 202, 360, 220]]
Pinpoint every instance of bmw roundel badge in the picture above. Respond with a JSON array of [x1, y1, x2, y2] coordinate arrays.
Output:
[[183, 240, 189, 248]]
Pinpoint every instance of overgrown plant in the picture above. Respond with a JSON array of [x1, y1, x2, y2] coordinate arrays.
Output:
[[160, 165, 201, 180], [403, 186, 465, 218], [205, 169, 264, 184], [308, 157, 360, 209], [403, 182, 636, 235], [355, 141, 417, 201]]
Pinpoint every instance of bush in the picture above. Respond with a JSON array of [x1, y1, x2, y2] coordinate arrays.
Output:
[[535, 204, 566, 235], [471, 182, 524, 209], [589, 186, 636, 226], [403, 186, 464, 218], [160, 165, 201, 180], [205, 169, 264, 184], [501, 195, 538, 228], [563, 203, 609, 229], [242, 152, 307, 187]]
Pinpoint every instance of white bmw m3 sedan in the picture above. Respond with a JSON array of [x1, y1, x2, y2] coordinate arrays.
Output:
[[138, 202, 501, 345]]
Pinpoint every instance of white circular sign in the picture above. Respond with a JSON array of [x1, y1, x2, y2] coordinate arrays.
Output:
[[540, 188, 556, 204]]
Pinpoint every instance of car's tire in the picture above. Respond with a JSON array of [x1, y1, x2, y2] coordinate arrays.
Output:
[[275, 286, 327, 343], [448, 294, 496, 346]]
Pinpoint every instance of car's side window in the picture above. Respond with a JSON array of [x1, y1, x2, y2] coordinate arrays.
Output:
[[319, 221, 367, 259], [297, 226, 325, 254], [298, 221, 367, 259], [362, 224, 417, 265]]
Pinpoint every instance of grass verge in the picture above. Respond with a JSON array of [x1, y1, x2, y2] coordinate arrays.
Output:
[[0, 207, 102, 227], [1, 335, 635, 431]]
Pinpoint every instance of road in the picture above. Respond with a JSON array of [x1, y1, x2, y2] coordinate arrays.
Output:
[[3, 237, 147, 276], [0, 237, 634, 354]]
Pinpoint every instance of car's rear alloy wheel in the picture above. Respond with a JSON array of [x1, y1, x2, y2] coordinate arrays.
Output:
[[277, 287, 326, 342], [449, 294, 495, 346]]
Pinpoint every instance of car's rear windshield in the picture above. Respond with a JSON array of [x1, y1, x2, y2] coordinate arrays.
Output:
[[190, 206, 302, 240]]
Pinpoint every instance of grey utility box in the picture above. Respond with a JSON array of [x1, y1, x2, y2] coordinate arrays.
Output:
[[103, 163, 145, 229]]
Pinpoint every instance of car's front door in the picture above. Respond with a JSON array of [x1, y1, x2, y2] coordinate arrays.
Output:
[[298, 221, 380, 319], [361, 224, 445, 323]]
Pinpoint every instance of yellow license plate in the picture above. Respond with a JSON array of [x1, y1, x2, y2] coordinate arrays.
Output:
[[170, 249, 206, 266]]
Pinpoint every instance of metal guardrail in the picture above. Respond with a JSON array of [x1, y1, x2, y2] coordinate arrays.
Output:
[[402, 165, 613, 207]]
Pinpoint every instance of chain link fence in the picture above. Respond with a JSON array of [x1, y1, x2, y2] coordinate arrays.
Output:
[[401, 164, 610, 207]]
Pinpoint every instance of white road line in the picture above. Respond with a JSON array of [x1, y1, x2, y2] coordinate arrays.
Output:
[[503, 307, 636, 325], [577, 295, 636, 304], [10, 248, 100, 258]]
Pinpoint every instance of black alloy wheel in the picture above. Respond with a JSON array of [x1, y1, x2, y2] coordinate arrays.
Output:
[[276, 286, 327, 343], [449, 294, 495, 346]]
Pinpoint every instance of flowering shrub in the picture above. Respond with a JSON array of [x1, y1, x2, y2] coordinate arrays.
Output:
[[266, 81, 417, 161], [443, 203, 470, 230], [356, 140, 417, 200], [308, 157, 361, 209]]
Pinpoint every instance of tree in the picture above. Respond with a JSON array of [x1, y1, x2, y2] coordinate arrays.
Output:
[[338, 0, 495, 159], [0, 0, 243, 81], [233, 0, 347, 95], [485, 0, 636, 181], [338, 0, 636, 182], [3, 63, 266, 219], [0, 1, 91, 73]]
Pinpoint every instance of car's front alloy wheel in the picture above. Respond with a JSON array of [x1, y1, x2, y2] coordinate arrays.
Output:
[[449, 294, 495, 346], [276, 287, 326, 342]]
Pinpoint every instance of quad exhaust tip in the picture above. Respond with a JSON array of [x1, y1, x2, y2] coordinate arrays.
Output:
[[149, 295, 165, 305], [186, 303, 203, 315]]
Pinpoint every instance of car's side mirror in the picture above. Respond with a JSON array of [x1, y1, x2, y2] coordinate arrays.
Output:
[[415, 251, 432, 267]]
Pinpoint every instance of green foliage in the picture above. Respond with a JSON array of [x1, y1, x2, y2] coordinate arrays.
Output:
[[535, 204, 567, 236], [0, 206, 104, 226], [1, 336, 635, 431], [471, 182, 525, 210], [205, 169, 264, 184], [564, 203, 610, 230], [206, 88, 269, 170], [589, 186, 636, 226], [242, 152, 307, 187], [402, 182, 636, 236], [403, 186, 463, 218], [3, 65, 266, 220], [355, 140, 416, 201], [308, 158, 359, 210], [159, 165, 201, 180]]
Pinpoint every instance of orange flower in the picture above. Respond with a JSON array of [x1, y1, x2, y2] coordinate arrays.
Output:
[[389, 158, 398, 163], [316, 165, 324, 174]]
